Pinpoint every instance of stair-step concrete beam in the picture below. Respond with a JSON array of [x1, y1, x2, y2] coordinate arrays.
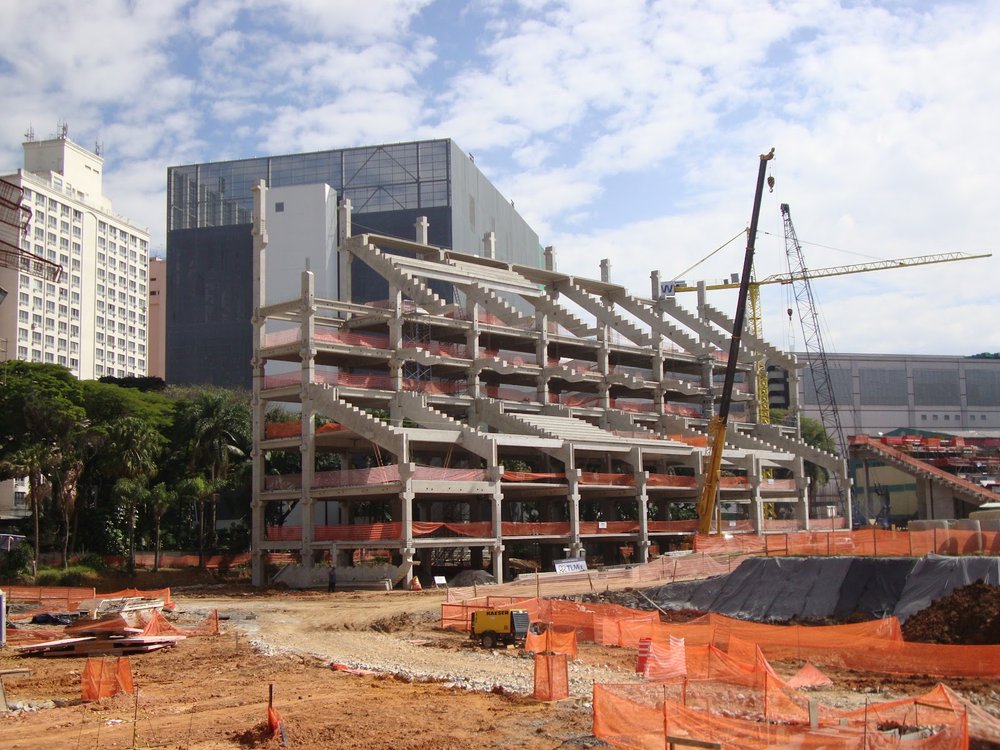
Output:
[[304, 383, 407, 458], [531, 294, 597, 338], [394, 391, 498, 465], [700, 303, 796, 370], [613, 293, 713, 356], [559, 280, 652, 348]]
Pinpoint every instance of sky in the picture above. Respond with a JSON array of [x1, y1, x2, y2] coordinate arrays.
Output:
[[1, 0, 997, 358]]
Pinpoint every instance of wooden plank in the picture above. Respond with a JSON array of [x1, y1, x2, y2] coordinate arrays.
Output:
[[666, 736, 722, 750]]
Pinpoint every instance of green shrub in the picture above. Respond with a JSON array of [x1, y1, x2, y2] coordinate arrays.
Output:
[[0, 542, 35, 580], [35, 564, 101, 587]]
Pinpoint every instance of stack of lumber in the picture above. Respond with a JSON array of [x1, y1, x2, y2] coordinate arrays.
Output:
[[16, 612, 184, 657]]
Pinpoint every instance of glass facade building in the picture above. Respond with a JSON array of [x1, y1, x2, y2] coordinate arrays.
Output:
[[166, 139, 540, 388]]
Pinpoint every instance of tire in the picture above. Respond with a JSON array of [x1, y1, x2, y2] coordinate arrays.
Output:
[[480, 631, 498, 649]]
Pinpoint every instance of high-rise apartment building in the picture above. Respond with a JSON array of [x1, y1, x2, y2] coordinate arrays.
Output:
[[0, 133, 150, 379], [166, 139, 540, 388]]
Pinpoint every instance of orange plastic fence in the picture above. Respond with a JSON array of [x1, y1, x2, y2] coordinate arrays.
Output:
[[525, 625, 578, 659], [694, 528, 1000, 557], [594, 679, 974, 750], [140, 609, 219, 637], [643, 637, 686, 681], [81, 657, 133, 701], [4, 585, 96, 613], [533, 653, 569, 701]]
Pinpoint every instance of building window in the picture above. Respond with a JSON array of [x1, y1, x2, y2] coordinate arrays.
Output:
[[275, 202, 284, 212]]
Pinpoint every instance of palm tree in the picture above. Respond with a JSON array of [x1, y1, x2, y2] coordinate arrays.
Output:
[[103, 417, 165, 572], [1, 442, 55, 574], [147, 482, 174, 573], [113, 477, 149, 574], [178, 393, 249, 566]]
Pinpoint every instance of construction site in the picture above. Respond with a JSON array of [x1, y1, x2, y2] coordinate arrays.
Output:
[[2, 153, 1000, 748]]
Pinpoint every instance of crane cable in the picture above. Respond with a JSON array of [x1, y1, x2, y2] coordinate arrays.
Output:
[[670, 228, 747, 282]]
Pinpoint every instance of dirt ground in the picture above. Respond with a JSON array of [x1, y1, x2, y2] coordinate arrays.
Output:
[[2, 582, 1000, 749]]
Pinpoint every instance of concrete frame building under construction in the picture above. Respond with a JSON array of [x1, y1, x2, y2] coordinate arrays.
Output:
[[248, 182, 845, 588]]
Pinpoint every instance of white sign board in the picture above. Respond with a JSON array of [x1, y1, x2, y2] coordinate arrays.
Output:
[[554, 559, 589, 575], [659, 280, 686, 298], [433, 575, 448, 588]]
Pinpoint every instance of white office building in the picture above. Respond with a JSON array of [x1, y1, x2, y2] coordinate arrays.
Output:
[[0, 133, 150, 380]]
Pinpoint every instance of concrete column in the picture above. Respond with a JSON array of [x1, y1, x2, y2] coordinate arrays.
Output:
[[467, 300, 481, 398], [299, 272, 317, 567], [749, 457, 764, 533], [415, 215, 429, 245], [483, 231, 496, 259], [544, 245, 556, 272], [796, 471, 811, 531], [251, 180, 268, 587], [635, 455, 650, 563], [491, 468, 504, 581], [400, 464, 416, 548], [338, 198, 353, 306], [567, 468, 583, 557]]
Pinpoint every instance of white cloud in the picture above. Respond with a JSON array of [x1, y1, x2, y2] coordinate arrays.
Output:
[[2, 0, 997, 358]]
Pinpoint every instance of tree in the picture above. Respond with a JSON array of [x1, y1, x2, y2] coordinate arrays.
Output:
[[113, 477, 149, 574], [100, 417, 166, 572], [0, 363, 87, 568], [175, 392, 250, 566], [0, 443, 54, 572], [147, 483, 174, 572]]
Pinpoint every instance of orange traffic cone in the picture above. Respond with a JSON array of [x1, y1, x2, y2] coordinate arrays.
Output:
[[410, 577, 422, 591]]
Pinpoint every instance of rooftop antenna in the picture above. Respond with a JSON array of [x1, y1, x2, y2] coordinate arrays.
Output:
[[57, 120, 68, 139], [24, 125, 35, 142], [94, 140, 103, 156]]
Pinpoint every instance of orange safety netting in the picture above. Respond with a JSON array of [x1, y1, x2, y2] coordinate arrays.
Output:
[[267, 704, 285, 739], [4, 585, 96, 617], [501, 470, 566, 482], [642, 637, 686, 681], [694, 528, 1000, 557], [440, 596, 544, 631], [411, 466, 487, 481], [264, 420, 345, 439], [645, 474, 697, 488], [140, 609, 219, 637], [843, 684, 998, 747], [580, 472, 636, 486], [81, 656, 133, 701], [785, 662, 833, 689], [533, 653, 569, 701], [594, 678, 977, 750], [525, 625, 578, 659]]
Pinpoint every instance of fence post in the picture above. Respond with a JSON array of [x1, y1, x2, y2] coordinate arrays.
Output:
[[873, 526, 878, 558]]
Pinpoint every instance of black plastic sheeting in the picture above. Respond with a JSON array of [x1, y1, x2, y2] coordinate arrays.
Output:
[[643, 555, 998, 623], [893, 554, 1000, 624]]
